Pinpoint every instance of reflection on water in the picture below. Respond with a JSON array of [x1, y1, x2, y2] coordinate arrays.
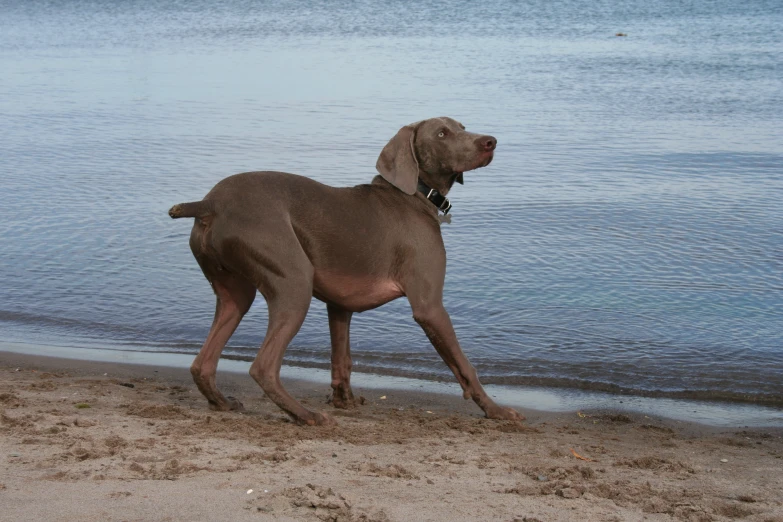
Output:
[[0, 0, 781, 404]]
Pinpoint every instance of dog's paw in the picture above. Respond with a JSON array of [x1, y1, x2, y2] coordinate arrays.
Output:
[[226, 396, 245, 411], [485, 406, 526, 422], [299, 411, 338, 427], [208, 396, 245, 412], [330, 390, 358, 410]]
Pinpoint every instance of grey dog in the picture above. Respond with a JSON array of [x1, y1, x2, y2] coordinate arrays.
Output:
[[169, 117, 523, 425]]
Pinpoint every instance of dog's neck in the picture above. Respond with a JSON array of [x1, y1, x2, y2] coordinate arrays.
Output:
[[416, 180, 452, 215]]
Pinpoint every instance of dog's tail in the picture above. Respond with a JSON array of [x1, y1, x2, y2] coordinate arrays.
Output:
[[168, 201, 214, 219]]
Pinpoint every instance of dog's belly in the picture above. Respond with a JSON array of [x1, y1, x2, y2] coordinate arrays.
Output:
[[313, 271, 404, 312]]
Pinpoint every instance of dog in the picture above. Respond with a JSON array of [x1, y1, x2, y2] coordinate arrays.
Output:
[[169, 117, 523, 425]]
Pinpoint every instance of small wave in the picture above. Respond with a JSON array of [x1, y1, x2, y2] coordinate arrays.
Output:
[[218, 352, 783, 406]]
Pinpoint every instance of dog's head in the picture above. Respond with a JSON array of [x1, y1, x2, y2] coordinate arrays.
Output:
[[376, 117, 496, 196]]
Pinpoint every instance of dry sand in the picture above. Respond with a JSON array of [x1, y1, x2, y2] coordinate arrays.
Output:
[[1, 352, 782, 522]]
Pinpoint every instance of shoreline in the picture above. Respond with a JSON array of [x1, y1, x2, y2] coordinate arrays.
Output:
[[2, 349, 782, 521], [4, 331, 781, 408], [2, 341, 782, 428]]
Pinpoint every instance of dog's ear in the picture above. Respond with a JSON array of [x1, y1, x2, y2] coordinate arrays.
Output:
[[376, 122, 421, 195]]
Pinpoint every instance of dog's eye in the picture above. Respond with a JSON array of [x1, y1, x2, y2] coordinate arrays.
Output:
[[438, 131, 446, 138]]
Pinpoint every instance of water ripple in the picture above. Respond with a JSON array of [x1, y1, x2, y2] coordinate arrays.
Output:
[[1, 0, 781, 404]]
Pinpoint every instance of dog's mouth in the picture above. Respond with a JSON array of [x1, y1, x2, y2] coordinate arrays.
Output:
[[481, 150, 494, 167], [463, 151, 494, 173], [452, 152, 494, 184]]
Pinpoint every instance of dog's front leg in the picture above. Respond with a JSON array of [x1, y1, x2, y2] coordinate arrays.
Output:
[[327, 304, 356, 408], [412, 303, 525, 422]]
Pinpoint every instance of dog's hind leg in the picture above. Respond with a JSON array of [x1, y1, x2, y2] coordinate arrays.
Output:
[[327, 304, 356, 409], [248, 259, 336, 426], [190, 271, 256, 411]]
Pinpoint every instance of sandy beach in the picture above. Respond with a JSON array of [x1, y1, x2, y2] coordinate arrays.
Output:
[[1, 351, 781, 522]]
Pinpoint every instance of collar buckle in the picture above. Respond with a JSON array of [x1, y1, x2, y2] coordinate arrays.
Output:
[[437, 196, 452, 214], [423, 186, 452, 215]]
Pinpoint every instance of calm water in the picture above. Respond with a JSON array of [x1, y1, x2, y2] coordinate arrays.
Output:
[[1, 0, 781, 405]]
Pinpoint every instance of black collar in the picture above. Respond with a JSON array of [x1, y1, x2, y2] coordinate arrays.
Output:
[[417, 181, 452, 214]]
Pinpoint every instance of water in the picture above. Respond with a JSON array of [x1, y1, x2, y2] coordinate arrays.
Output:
[[1, 0, 781, 407]]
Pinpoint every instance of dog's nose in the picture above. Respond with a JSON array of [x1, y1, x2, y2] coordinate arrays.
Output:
[[479, 136, 497, 152]]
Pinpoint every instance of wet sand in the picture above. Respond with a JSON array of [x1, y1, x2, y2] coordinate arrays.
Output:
[[1, 351, 782, 522]]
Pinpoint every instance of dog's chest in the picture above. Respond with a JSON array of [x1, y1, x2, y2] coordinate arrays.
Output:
[[313, 271, 404, 312]]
